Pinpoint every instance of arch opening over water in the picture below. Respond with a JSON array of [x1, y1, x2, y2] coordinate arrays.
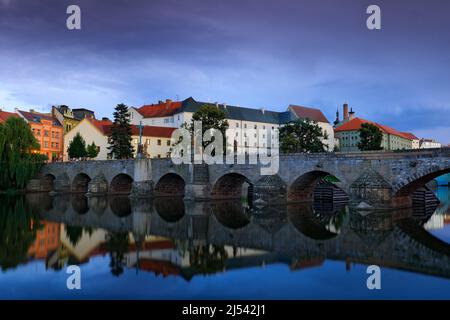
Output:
[[154, 173, 185, 197], [211, 173, 254, 203], [110, 174, 133, 195], [71, 173, 91, 193]]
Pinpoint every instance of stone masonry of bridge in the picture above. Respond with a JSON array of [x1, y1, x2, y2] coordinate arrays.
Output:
[[30, 148, 450, 209]]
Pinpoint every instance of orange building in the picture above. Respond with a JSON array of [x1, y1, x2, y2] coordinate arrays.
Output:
[[28, 221, 61, 260], [16, 109, 64, 161]]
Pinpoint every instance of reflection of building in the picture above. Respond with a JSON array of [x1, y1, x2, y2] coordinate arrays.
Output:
[[28, 222, 61, 260], [16, 109, 64, 161], [63, 117, 176, 160]]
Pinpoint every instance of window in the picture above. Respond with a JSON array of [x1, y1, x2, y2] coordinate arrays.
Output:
[[44, 141, 48, 148], [236, 123, 239, 128], [263, 126, 266, 130], [37, 129, 41, 136], [51, 142, 54, 148], [44, 130, 49, 137], [55, 143, 59, 148], [254, 125, 257, 129], [55, 132, 59, 139], [157, 154, 161, 158], [157, 139, 161, 146], [235, 132, 239, 137], [272, 126, 274, 130], [167, 140, 170, 146], [51, 131, 54, 138], [244, 124, 247, 129]]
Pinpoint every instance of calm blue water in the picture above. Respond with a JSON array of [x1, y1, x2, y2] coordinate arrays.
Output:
[[0, 187, 449, 300]]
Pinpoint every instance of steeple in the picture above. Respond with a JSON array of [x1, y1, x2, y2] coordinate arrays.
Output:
[[333, 108, 340, 126]]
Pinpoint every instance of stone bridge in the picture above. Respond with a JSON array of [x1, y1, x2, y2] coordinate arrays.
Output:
[[30, 194, 450, 280], [31, 148, 450, 209]]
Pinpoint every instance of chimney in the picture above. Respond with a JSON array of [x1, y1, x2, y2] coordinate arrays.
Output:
[[343, 103, 349, 121], [349, 107, 355, 120]]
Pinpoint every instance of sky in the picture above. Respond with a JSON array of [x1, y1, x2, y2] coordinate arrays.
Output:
[[0, 0, 449, 143]]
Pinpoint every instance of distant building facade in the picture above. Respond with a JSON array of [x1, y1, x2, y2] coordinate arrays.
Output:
[[63, 118, 175, 160], [52, 106, 96, 133], [419, 138, 441, 149], [129, 97, 335, 153], [16, 109, 64, 161]]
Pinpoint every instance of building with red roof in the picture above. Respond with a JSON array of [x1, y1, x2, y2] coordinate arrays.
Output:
[[63, 117, 176, 160], [0, 109, 19, 123], [16, 109, 64, 161], [334, 117, 415, 151]]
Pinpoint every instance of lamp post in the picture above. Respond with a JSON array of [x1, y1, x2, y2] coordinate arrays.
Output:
[[137, 120, 143, 159]]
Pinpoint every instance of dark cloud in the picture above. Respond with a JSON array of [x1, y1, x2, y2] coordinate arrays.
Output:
[[0, 0, 449, 143]]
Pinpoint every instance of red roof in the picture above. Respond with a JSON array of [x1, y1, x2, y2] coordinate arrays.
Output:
[[401, 132, 419, 140], [136, 100, 182, 118], [17, 110, 62, 126], [334, 117, 412, 140], [87, 118, 176, 138], [289, 105, 330, 123], [0, 110, 18, 123]]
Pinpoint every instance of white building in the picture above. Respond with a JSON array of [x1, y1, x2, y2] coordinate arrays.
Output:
[[419, 138, 442, 149], [130, 97, 335, 153], [63, 118, 176, 160]]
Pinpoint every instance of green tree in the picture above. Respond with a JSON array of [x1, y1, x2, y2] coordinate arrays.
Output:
[[180, 104, 229, 154], [86, 142, 99, 159], [105, 232, 129, 277], [67, 132, 87, 159], [0, 117, 47, 190], [108, 103, 134, 159], [279, 119, 327, 153], [358, 123, 383, 151]]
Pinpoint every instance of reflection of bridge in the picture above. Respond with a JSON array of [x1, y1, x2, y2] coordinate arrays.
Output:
[[31, 194, 450, 279], [32, 148, 450, 209]]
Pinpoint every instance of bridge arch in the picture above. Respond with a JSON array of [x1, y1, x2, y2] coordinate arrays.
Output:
[[288, 170, 346, 203], [110, 173, 134, 195], [71, 173, 91, 193], [211, 172, 254, 201], [41, 173, 56, 192], [154, 173, 185, 197], [394, 167, 450, 197]]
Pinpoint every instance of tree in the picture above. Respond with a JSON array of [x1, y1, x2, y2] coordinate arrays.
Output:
[[67, 132, 87, 159], [179, 104, 229, 154], [279, 119, 327, 153], [0, 117, 47, 190], [86, 142, 99, 159], [105, 232, 129, 277], [358, 123, 383, 151], [108, 103, 134, 159]]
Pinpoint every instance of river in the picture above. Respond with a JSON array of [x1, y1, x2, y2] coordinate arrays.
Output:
[[0, 187, 449, 299]]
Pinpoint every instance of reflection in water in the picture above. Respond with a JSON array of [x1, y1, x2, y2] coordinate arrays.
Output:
[[155, 197, 185, 222], [1, 188, 450, 298]]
